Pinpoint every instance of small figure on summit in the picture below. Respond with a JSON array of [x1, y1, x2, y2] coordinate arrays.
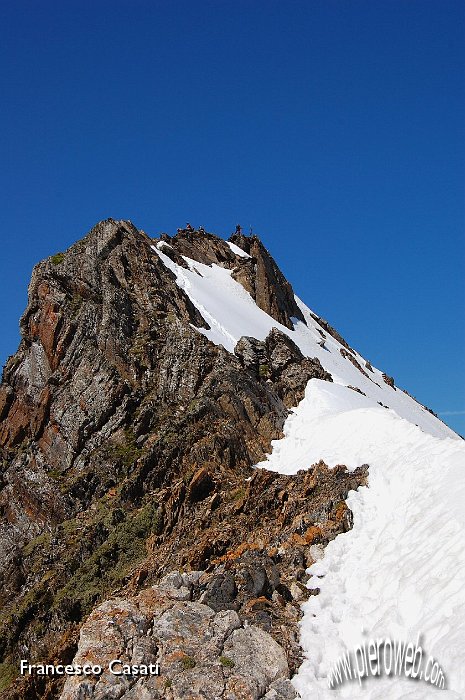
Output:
[[186, 222, 194, 232], [235, 224, 242, 235]]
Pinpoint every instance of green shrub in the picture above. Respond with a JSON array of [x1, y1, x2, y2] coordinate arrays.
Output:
[[220, 655, 235, 668], [22, 532, 51, 557], [232, 486, 245, 501], [0, 663, 17, 692], [70, 293, 84, 317], [51, 252, 65, 265], [109, 429, 142, 467], [47, 468, 62, 481], [181, 655, 196, 670], [54, 500, 161, 615]]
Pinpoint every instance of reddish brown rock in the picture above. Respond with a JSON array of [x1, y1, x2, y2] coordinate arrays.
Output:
[[187, 468, 215, 502], [382, 372, 396, 389]]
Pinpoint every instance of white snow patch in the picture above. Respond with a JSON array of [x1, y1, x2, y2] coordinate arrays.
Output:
[[226, 240, 251, 258], [156, 240, 173, 250]]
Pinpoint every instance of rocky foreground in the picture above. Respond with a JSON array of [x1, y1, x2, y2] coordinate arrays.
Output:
[[0, 221, 366, 699]]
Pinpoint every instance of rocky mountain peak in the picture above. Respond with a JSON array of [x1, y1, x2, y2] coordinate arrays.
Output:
[[0, 219, 363, 700], [228, 232, 306, 328], [152, 225, 306, 329]]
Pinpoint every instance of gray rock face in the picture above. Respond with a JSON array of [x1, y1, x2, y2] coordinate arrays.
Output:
[[235, 328, 332, 408], [263, 679, 297, 700], [59, 573, 290, 700], [0, 219, 366, 700], [0, 221, 211, 568], [223, 626, 289, 697]]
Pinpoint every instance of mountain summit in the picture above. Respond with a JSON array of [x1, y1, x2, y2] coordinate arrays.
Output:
[[0, 220, 463, 700]]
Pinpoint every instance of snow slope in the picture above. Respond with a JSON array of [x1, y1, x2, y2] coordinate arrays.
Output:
[[153, 240, 465, 697], [258, 380, 465, 698]]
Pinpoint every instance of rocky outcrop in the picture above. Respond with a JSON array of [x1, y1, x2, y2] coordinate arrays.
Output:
[[339, 347, 370, 379], [235, 328, 332, 408], [0, 222, 288, 612], [228, 233, 306, 329], [382, 372, 395, 389], [0, 219, 365, 699], [58, 572, 295, 700]]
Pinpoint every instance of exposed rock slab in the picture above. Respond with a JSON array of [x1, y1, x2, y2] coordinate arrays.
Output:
[[59, 573, 290, 700]]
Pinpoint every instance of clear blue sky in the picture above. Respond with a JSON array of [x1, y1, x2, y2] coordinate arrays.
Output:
[[0, 0, 464, 434]]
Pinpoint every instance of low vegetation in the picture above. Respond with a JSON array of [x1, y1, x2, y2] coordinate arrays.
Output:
[[51, 252, 65, 265]]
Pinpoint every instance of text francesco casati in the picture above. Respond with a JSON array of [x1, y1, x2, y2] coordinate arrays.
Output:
[[20, 660, 161, 677]]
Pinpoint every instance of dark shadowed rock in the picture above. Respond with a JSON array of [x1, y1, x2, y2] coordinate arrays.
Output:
[[200, 572, 238, 612], [187, 467, 215, 502]]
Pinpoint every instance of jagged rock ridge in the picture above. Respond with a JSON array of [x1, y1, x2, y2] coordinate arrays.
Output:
[[0, 220, 365, 699]]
